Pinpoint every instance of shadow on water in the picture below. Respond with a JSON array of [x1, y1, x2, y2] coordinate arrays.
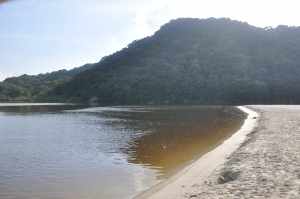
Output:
[[91, 106, 246, 178]]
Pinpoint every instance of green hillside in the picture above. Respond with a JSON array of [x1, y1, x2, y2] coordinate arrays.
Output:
[[49, 18, 300, 105], [0, 64, 93, 102], [2, 18, 300, 105]]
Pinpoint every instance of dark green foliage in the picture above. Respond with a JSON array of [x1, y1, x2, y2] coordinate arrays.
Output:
[[48, 18, 300, 105], [0, 64, 93, 102], [3, 18, 300, 105]]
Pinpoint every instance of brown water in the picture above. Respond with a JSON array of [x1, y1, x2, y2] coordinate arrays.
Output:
[[0, 104, 245, 199]]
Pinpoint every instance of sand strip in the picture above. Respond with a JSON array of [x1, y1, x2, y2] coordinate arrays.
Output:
[[194, 105, 300, 198], [136, 106, 258, 199]]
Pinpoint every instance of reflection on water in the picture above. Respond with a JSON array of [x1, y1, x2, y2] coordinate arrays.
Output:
[[0, 104, 245, 199], [120, 106, 245, 177]]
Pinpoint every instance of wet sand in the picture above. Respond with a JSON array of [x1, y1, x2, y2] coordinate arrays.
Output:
[[136, 106, 258, 199]]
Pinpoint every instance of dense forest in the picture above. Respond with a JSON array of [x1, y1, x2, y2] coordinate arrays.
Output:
[[2, 18, 300, 105], [0, 64, 93, 102]]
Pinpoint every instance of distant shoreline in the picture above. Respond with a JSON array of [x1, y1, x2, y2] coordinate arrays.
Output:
[[136, 106, 258, 199], [0, 103, 73, 107]]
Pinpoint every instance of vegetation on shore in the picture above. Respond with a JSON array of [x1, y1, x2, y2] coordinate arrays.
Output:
[[0, 64, 93, 102], [2, 18, 300, 105]]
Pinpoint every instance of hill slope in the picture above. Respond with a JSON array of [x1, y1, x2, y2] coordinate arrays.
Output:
[[2, 18, 300, 105], [48, 18, 300, 105], [0, 64, 93, 102]]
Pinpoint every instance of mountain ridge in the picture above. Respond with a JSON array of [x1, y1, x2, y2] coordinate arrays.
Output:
[[2, 18, 300, 105]]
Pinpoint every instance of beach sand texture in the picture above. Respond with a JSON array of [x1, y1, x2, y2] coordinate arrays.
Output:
[[139, 106, 300, 198]]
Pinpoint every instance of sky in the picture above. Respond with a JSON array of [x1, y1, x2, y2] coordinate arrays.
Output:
[[1, 0, 300, 80]]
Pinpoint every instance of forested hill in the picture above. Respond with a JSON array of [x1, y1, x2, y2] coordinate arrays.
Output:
[[48, 18, 300, 105], [3, 18, 300, 105], [0, 64, 93, 102]]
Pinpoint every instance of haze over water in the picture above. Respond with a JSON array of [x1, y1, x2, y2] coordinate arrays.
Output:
[[0, 104, 245, 199]]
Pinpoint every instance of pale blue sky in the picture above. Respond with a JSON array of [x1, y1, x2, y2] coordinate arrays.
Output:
[[1, 0, 300, 80]]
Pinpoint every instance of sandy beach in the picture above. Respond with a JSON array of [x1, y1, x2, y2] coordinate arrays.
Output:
[[138, 105, 300, 198]]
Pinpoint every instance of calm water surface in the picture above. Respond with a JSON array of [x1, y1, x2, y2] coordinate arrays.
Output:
[[0, 104, 245, 199]]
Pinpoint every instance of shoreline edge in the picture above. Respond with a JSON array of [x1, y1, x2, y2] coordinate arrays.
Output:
[[136, 106, 259, 199]]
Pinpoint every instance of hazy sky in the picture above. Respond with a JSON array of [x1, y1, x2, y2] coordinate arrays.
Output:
[[1, 0, 300, 80]]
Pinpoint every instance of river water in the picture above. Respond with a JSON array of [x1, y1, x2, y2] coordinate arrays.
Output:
[[0, 104, 245, 199]]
